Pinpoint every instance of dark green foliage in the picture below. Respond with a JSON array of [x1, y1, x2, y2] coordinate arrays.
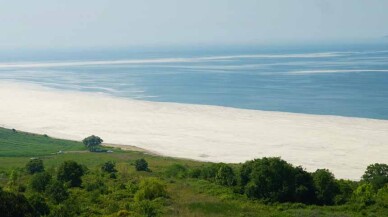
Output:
[[135, 158, 149, 171], [30, 171, 52, 192], [362, 163, 388, 190], [57, 160, 85, 187], [313, 169, 339, 205], [101, 161, 117, 173], [198, 163, 222, 181], [46, 180, 69, 203], [335, 179, 357, 205], [215, 164, 236, 186], [28, 194, 50, 216], [25, 159, 44, 174], [165, 164, 188, 178], [293, 166, 316, 204], [0, 188, 36, 217], [241, 158, 298, 202], [82, 135, 103, 152]]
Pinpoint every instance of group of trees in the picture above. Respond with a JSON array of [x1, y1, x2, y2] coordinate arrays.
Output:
[[0, 157, 167, 217], [163, 157, 388, 207]]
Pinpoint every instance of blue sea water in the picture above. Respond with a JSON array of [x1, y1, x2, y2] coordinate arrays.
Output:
[[1, 43, 388, 120]]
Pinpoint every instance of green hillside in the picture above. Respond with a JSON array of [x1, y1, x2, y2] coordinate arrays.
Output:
[[0, 127, 387, 217]]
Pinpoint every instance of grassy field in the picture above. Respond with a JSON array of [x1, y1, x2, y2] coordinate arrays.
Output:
[[0, 127, 385, 217]]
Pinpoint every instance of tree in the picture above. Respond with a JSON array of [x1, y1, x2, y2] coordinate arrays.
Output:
[[57, 161, 85, 187], [30, 171, 52, 192], [313, 169, 339, 205], [82, 135, 103, 152], [0, 188, 36, 217], [135, 158, 149, 172], [362, 163, 388, 190], [352, 183, 375, 207], [101, 161, 117, 173], [241, 157, 297, 202], [29, 194, 50, 216], [215, 164, 236, 186], [26, 159, 44, 174], [334, 179, 357, 205], [46, 180, 69, 203], [293, 166, 316, 204]]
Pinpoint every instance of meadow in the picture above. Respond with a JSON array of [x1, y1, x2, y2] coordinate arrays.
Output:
[[0, 127, 387, 217]]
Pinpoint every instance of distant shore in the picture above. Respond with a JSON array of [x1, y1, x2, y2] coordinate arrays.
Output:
[[1, 81, 387, 180]]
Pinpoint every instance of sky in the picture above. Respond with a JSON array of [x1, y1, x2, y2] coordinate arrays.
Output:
[[0, 0, 387, 49]]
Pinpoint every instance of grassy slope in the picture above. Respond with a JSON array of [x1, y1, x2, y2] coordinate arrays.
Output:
[[0, 127, 376, 217]]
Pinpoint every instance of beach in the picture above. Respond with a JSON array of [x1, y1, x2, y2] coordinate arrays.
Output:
[[0, 81, 387, 180]]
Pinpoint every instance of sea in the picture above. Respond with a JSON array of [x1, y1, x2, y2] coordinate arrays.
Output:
[[1, 42, 388, 120]]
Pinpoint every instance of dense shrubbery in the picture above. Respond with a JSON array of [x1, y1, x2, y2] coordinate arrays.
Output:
[[26, 159, 44, 174], [1, 150, 387, 216], [163, 157, 388, 208], [57, 160, 85, 187]]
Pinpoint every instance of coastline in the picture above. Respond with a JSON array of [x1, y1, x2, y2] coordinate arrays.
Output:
[[0, 81, 387, 180]]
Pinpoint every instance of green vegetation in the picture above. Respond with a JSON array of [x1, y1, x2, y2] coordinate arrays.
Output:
[[135, 158, 149, 172], [82, 135, 103, 152], [0, 127, 387, 216]]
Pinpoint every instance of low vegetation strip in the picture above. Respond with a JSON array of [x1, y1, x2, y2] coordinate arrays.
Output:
[[0, 127, 387, 217]]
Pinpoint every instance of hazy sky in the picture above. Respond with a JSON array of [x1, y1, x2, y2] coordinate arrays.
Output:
[[1, 0, 387, 49]]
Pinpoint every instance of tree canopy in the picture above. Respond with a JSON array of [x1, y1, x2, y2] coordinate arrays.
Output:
[[82, 135, 103, 152], [25, 159, 44, 174], [57, 160, 85, 187]]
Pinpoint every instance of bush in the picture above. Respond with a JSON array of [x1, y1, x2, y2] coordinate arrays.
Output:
[[313, 169, 339, 205], [134, 178, 168, 201], [30, 171, 52, 192], [26, 159, 44, 174], [0, 188, 36, 217], [101, 161, 117, 173], [135, 158, 149, 172], [165, 164, 187, 178], [134, 199, 161, 217], [57, 160, 85, 187], [351, 183, 375, 207], [215, 164, 236, 186], [46, 180, 69, 203], [29, 194, 50, 216]]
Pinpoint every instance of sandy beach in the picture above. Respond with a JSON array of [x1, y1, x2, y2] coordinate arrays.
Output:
[[0, 81, 387, 180]]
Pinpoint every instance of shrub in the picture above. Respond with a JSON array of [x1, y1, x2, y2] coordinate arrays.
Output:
[[313, 169, 339, 205], [135, 158, 149, 172], [26, 159, 44, 174], [0, 189, 36, 217], [46, 180, 69, 204], [165, 164, 187, 178], [30, 171, 52, 192], [215, 164, 236, 186], [351, 183, 375, 207], [134, 178, 168, 201], [29, 194, 50, 216], [57, 160, 85, 187], [101, 161, 117, 173]]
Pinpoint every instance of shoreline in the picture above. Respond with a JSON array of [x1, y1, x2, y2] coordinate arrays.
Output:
[[1, 81, 387, 180]]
